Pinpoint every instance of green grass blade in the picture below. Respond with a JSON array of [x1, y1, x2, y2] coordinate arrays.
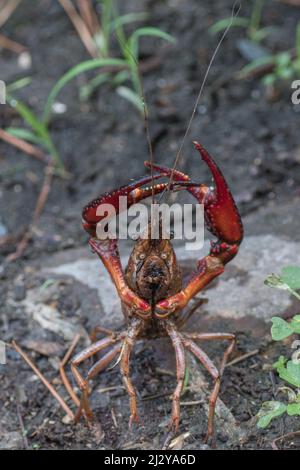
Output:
[[79, 72, 111, 101], [109, 12, 149, 32], [128, 27, 176, 58], [7, 96, 48, 140], [7, 96, 64, 172], [249, 0, 265, 36], [6, 77, 32, 93], [5, 127, 44, 146], [237, 55, 274, 79], [111, 70, 130, 86], [116, 86, 143, 112], [43, 58, 127, 123], [209, 17, 249, 35], [296, 21, 300, 62]]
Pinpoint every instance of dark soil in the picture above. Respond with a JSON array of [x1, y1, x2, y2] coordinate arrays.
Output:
[[1, 0, 300, 450]]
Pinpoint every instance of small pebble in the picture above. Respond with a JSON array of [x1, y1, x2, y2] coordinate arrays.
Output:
[[62, 414, 72, 425], [0, 223, 7, 236], [13, 283, 26, 301]]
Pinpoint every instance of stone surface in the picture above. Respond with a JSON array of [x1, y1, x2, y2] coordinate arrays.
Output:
[[243, 197, 300, 241], [20, 286, 88, 341], [0, 428, 23, 450]]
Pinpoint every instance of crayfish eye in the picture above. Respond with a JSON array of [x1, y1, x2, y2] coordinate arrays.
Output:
[[139, 253, 146, 260]]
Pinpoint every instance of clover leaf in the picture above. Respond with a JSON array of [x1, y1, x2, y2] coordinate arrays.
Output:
[[271, 317, 294, 341], [257, 401, 287, 428]]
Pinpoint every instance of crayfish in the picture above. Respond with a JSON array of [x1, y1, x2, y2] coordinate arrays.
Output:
[[59, 141, 243, 444]]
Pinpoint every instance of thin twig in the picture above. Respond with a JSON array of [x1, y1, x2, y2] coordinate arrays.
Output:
[[111, 407, 118, 428], [6, 161, 54, 262], [0, 33, 27, 53], [225, 349, 259, 367], [97, 385, 125, 394], [0, 0, 21, 29], [155, 367, 175, 377], [0, 129, 47, 163], [272, 430, 300, 450], [58, 0, 98, 58], [16, 400, 29, 450], [32, 162, 54, 224], [162, 431, 176, 450], [141, 391, 172, 401], [12, 341, 75, 420], [180, 399, 203, 406], [77, 0, 101, 37]]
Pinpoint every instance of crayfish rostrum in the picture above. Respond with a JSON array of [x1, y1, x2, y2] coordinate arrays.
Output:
[[61, 141, 243, 444]]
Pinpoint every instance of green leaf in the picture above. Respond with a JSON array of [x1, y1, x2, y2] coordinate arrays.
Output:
[[128, 27, 175, 58], [7, 97, 48, 140], [250, 26, 274, 43], [262, 74, 276, 87], [6, 77, 32, 93], [109, 12, 149, 32], [116, 86, 143, 112], [296, 20, 300, 62], [275, 52, 292, 69], [276, 67, 294, 80], [290, 315, 300, 334], [257, 401, 287, 428], [111, 70, 130, 86], [6, 96, 64, 172], [281, 266, 300, 290], [5, 127, 44, 146], [79, 72, 111, 101], [209, 17, 249, 35], [183, 366, 190, 393], [249, 0, 264, 36], [237, 55, 274, 79], [265, 271, 300, 301], [264, 273, 288, 290], [43, 58, 127, 123], [287, 402, 300, 416], [271, 317, 294, 341], [273, 355, 287, 371], [277, 361, 300, 388], [293, 58, 300, 74]]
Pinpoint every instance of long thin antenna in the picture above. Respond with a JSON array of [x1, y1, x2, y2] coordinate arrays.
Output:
[[140, 81, 155, 206], [162, 1, 242, 204], [115, 32, 156, 205]]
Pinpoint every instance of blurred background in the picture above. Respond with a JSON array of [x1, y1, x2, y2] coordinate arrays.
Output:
[[0, 0, 300, 261], [1, 0, 300, 451]]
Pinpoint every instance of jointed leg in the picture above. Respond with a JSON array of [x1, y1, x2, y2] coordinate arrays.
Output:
[[59, 334, 81, 408], [181, 337, 220, 445], [87, 343, 122, 379], [182, 332, 236, 375], [181, 333, 235, 444], [165, 321, 186, 432], [89, 325, 118, 343], [119, 318, 143, 429], [69, 334, 125, 422]]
